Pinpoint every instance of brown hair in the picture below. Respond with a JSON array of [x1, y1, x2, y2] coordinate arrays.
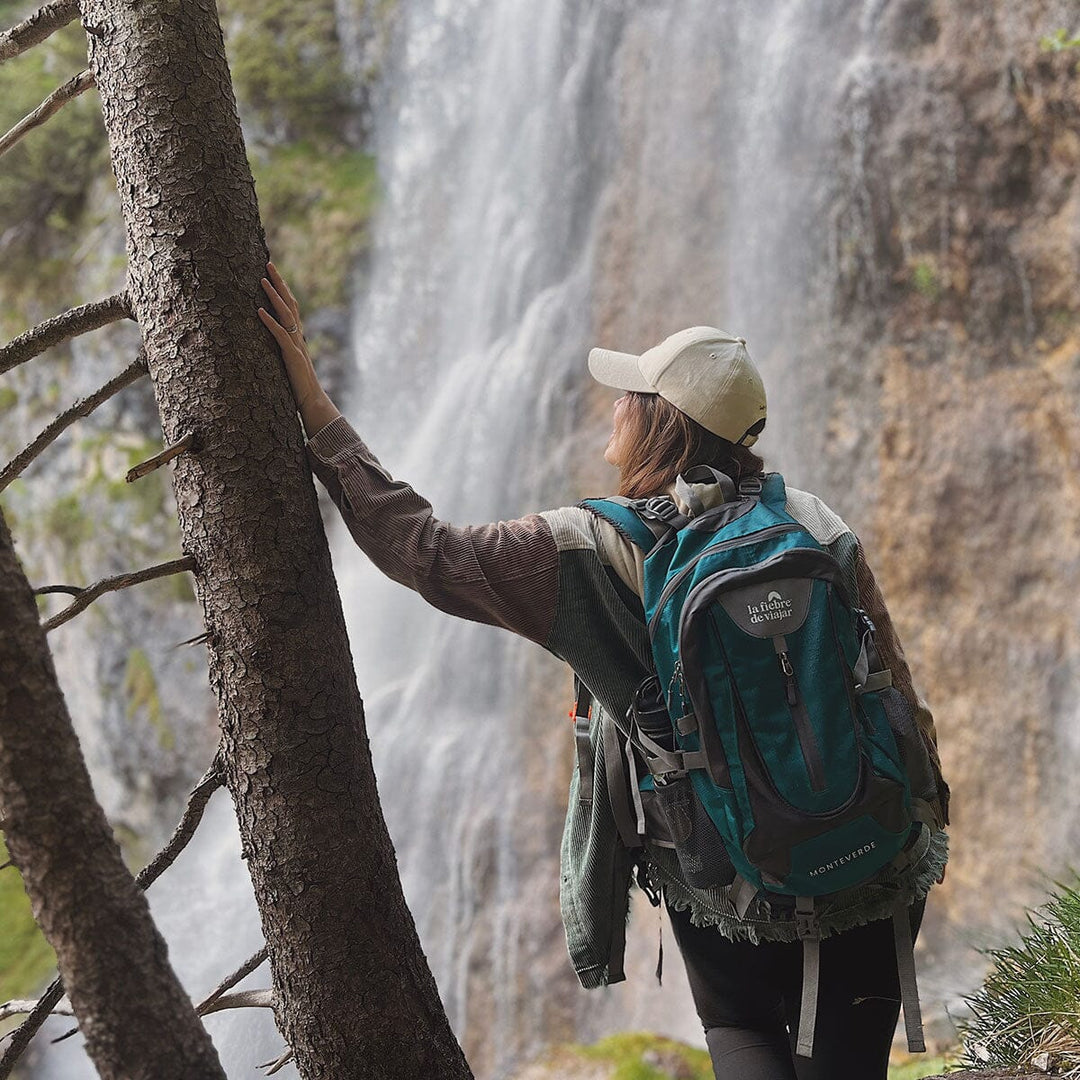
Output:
[[616, 391, 765, 499]]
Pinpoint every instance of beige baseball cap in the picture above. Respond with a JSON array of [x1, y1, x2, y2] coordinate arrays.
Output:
[[588, 326, 768, 446]]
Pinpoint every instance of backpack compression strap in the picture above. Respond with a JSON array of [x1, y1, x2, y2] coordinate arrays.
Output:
[[579, 497, 670, 552]]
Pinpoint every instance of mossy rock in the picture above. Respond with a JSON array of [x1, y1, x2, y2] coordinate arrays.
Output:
[[515, 1033, 712, 1080]]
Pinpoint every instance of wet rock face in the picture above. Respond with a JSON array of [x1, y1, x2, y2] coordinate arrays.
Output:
[[812, 0, 1080, 958]]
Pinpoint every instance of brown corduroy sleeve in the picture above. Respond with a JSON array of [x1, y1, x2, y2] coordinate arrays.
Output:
[[855, 540, 950, 826], [304, 415, 560, 646]]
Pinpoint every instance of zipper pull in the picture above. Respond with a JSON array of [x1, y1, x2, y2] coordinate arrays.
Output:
[[778, 651, 798, 705]]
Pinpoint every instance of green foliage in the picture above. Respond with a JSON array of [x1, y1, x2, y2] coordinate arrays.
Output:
[[576, 1033, 713, 1080], [0, 8, 111, 321], [1040, 28, 1080, 73], [911, 258, 942, 301], [1040, 28, 1080, 52], [0, 840, 56, 1005], [959, 875, 1080, 1075], [124, 647, 174, 750], [220, 0, 351, 140], [251, 141, 378, 309]]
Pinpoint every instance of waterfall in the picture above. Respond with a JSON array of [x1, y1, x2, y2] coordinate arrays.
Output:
[[22, 0, 1042, 1075]]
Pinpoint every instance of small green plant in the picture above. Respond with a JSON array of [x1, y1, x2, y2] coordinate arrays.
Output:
[[1041, 28, 1080, 73], [910, 258, 942, 301], [959, 875, 1080, 1076], [1040, 28, 1080, 52]]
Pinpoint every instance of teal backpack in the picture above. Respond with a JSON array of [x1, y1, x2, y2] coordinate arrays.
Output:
[[581, 466, 934, 1057]]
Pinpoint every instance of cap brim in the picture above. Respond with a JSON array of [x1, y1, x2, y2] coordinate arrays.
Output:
[[587, 347, 656, 393]]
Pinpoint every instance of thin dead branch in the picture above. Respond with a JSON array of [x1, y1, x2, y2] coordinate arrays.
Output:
[[0, 998, 73, 1024], [127, 432, 201, 482], [31, 585, 80, 597], [0, 0, 79, 64], [3, 987, 273, 1035], [198, 988, 274, 1017], [0, 69, 95, 159], [0, 293, 132, 376], [0, 353, 148, 493], [0, 977, 63, 1074], [260, 1048, 294, 1075], [36, 758, 228, 1050], [170, 630, 212, 650], [135, 756, 223, 890], [0, 861, 11, 871], [196, 947, 268, 1014], [40, 556, 197, 632]]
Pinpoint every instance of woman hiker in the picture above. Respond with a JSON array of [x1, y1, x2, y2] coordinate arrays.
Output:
[[258, 261, 950, 1080]]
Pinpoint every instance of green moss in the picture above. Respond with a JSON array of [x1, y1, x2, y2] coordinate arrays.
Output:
[[42, 492, 93, 552], [0, 840, 56, 1004], [251, 141, 378, 308], [910, 258, 942, 301], [887, 1055, 952, 1079], [576, 1033, 713, 1080], [124, 647, 175, 750]]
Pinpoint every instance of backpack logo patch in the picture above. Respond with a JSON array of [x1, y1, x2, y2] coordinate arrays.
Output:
[[808, 841, 878, 878], [747, 591, 794, 625]]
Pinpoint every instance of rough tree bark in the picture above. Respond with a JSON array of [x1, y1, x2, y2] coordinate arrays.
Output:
[[79, 1, 474, 1077], [0, 509, 227, 1080]]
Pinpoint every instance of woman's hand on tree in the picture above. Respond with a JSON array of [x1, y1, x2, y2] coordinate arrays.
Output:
[[258, 261, 317, 406]]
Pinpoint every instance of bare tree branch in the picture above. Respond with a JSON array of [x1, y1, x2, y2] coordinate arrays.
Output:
[[2, 987, 274, 1032], [0, 353, 148, 493], [0, 860, 12, 871], [0, 998, 73, 1025], [0, 977, 64, 1073], [0, 69, 95, 159], [40, 556, 197, 632], [126, 432, 201, 482], [30, 585, 81, 597], [0, 0, 79, 64], [0, 293, 132, 376], [259, 1048, 294, 1075], [135, 757, 223, 890], [198, 988, 273, 1017], [196, 947, 267, 1014], [170, 630, 212, 650], [6, 759, 227, 1061]]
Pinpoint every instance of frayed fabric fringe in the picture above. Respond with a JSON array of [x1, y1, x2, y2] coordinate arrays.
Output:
[[655, 830, 950, 945]]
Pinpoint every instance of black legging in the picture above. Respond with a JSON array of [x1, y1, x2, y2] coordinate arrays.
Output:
[[667, 898, 926, 1080]]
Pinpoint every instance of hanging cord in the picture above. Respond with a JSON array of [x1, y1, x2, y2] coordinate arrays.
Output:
[[655, 905, 664, 986]]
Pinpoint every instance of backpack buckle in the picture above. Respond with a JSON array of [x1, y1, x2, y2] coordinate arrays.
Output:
[[637, 496, 682, 524], [795, 897, 820, 941]]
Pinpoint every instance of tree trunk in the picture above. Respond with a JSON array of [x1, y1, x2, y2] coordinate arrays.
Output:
[[0, 509, 227, 1080], [79, 1, 473, 1076]]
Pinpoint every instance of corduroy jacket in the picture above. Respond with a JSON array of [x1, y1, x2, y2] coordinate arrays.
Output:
[[305, 413, 950, 988]]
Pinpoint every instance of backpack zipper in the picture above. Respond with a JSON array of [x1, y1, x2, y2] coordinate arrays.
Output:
[[776, 649, 827, 793], [647, 522, 801, 638]]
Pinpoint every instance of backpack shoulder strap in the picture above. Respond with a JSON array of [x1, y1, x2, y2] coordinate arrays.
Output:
[[579, 497, 665, 552]]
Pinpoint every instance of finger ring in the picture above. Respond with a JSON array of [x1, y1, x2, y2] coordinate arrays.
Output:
[[285, 323, 299, 334]]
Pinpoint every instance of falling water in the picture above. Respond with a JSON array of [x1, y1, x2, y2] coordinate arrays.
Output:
[[20, 1, 978, 1077]]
